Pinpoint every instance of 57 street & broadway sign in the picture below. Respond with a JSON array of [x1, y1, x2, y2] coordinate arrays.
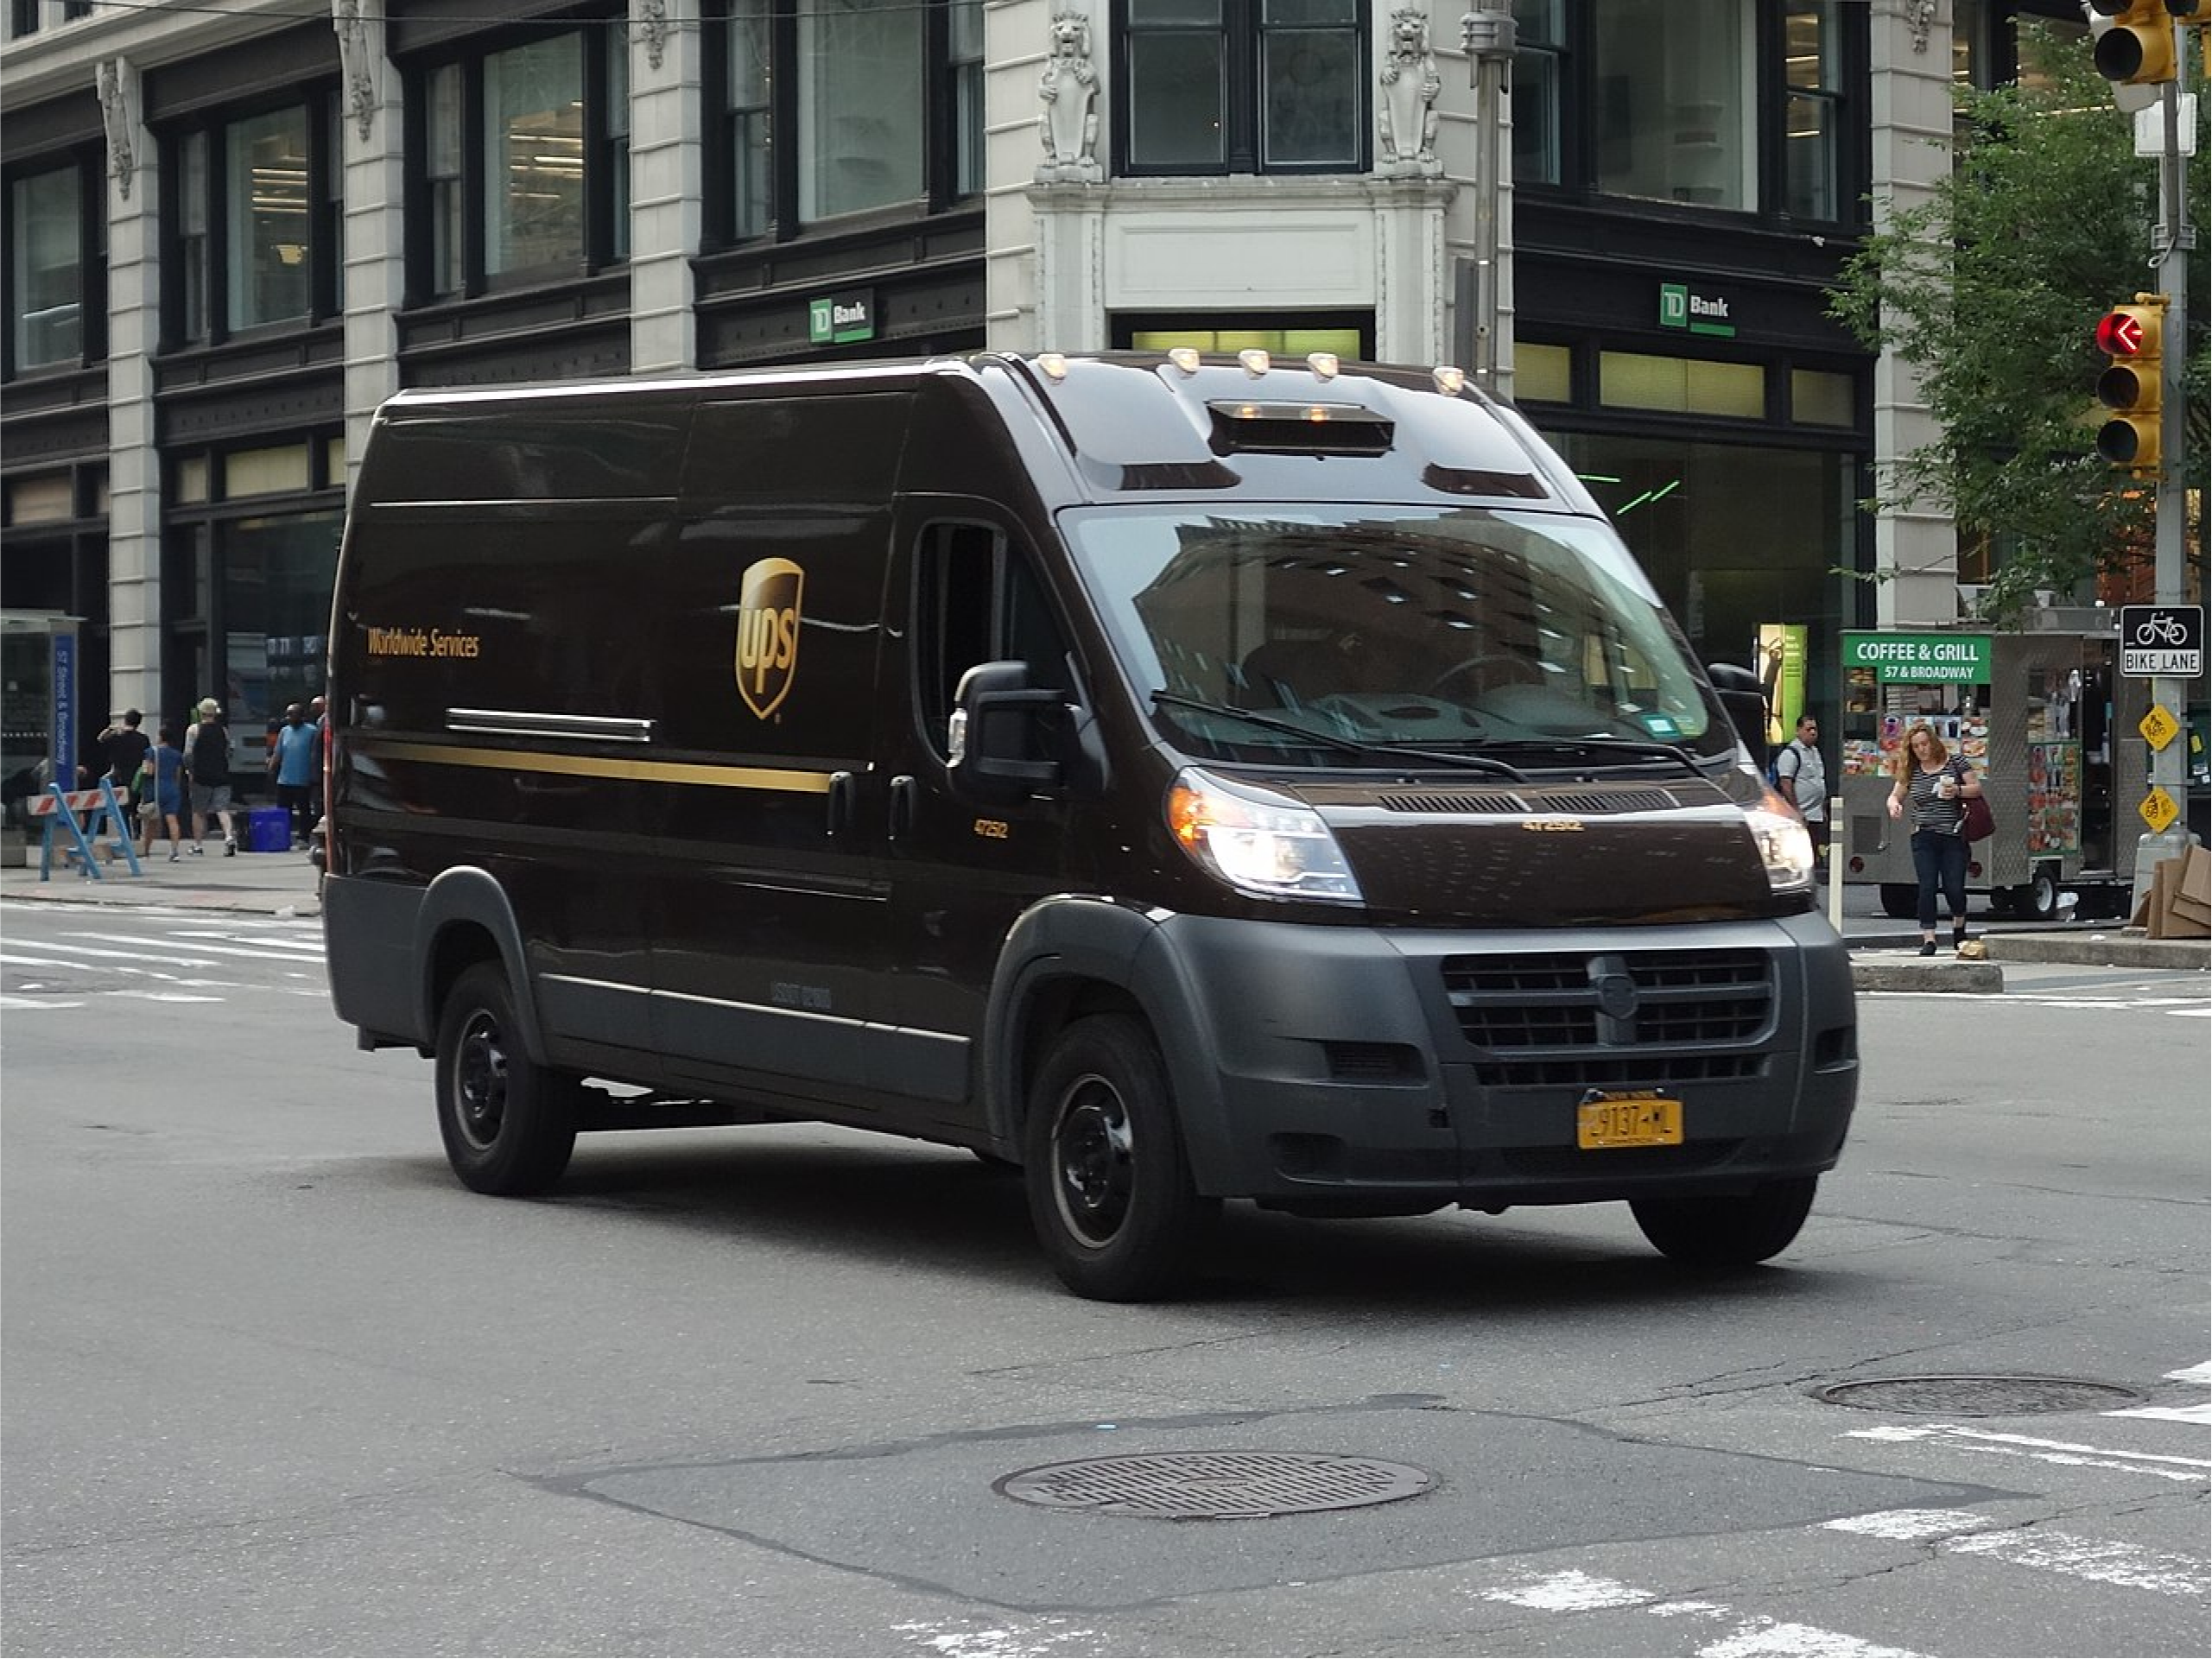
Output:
[[1841, 632, 1992, 684]]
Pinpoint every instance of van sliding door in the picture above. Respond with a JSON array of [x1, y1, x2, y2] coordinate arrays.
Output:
[[645, 393, 910, 1110]]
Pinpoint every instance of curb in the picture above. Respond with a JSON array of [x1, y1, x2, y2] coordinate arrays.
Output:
[[1983, 933, 2209, 972], [1851, 959, 2006, 993]]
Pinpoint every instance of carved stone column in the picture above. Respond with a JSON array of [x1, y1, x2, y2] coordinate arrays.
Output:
[[630, 0, 702, 373], [101, 56, 162, 719], [334, 0, 405, 492]]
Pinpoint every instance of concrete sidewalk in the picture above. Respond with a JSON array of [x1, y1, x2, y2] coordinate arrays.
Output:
[[4, 839, 2204, 985], [1, 839, 322, 917]]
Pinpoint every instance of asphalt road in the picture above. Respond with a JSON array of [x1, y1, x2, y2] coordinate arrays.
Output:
[[2, 903, 2205, 1658]]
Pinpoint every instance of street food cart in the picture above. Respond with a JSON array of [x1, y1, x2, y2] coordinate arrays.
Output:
[[1838, 624, 2152, 920]]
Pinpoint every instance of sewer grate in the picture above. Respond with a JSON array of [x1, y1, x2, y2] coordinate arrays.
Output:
[[994, 1450, 1435, 1519], [1818, 1374, 2145, 1416]]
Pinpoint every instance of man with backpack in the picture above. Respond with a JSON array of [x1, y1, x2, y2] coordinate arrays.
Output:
[[184, 696, 237, 856], [1777, 713, 1829, 871]]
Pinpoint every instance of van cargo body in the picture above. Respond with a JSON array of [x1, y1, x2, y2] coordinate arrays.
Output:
[[323, 351, 1856, 1299]]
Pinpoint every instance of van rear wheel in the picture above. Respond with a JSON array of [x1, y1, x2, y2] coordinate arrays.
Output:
[[1024, 1015, 1218, 1301], [434, 962, 579, 1195], [1630, 1177, 1816, 1268]]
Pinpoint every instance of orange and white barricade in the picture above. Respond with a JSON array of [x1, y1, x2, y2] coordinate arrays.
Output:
[[28, 781, 143, 880]]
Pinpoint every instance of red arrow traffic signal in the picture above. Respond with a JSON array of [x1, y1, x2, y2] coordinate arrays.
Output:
[[2095, 310, 2146, 356]]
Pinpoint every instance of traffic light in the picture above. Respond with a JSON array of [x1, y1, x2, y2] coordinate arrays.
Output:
[[2094, 295, 2165, 472], [2090, 0, 2178, 83]]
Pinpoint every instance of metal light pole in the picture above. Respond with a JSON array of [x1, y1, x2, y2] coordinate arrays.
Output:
[[2133, 54, 2201, 904], [1460, 2, 1516, 397]]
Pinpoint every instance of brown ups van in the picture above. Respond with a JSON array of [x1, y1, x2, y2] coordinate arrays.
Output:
[[323, 351, 1855, 1300]]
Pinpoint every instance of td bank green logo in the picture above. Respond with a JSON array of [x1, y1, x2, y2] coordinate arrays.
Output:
[[1658, 282, 1737, 339], [808, 298, 833, 342]]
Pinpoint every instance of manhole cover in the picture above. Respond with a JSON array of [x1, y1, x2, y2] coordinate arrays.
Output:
[[994, 1450, 1435, 1519], [1818, 1375, 2145, 1416]]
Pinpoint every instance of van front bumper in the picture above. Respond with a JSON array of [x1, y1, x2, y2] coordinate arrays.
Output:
[[1134, 911, 1857, 1208]]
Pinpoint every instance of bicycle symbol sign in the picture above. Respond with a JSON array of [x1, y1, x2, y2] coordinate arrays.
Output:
[[2118, 605, 2204, 678]]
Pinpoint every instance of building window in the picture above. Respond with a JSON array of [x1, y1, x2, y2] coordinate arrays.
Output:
[[1512, 0, 1568, 185], [413, 26, 625, 301], [1782, 3, 1844, 222], [801, 0, 923, 222], [226, 107, 313, 332], [949, 0, 986, 199], [167, 100, 339, 346], [707, 0, 983, 246], [1119, 0, 1365, 175], [7, 164, 83, 371], [1594, 0, 1754, 211], [484, 35, 586, 277]]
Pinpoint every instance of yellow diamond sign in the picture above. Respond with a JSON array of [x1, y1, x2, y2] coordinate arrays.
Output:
[[2139, 704, 2180, 751], [2139, 787, 2180, 834]]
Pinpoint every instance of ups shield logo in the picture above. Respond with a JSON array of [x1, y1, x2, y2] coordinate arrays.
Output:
[[734, 557, 803, 719]]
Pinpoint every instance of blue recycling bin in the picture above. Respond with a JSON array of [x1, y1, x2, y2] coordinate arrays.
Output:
[[246, 806, 291, 852]]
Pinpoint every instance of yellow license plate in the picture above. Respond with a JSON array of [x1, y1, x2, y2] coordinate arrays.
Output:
[[1576, 1091, 1684, 1149]]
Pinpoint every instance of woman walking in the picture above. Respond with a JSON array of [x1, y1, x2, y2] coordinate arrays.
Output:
[[1886, 721, 1983, 956], [139, 723, 187, 862]]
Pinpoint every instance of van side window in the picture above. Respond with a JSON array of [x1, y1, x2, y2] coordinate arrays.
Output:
[[915, 522, 1069, 760]]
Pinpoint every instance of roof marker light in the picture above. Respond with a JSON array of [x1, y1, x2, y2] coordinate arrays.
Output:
[[1308, 351, 1340, 381], [1167, 347, 1201, 375], [1037, 352, 1069, 382], [1239, 348, 1271, 377], [1432, 364, 1467, 396]]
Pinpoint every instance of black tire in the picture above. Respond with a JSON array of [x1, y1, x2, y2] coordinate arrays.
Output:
[[1631, 1176, 1816, 1268], [1023, 1014, 1219, 1301], [2025, 864, 2060, 922], [1879, 883, 1917, 921], [1988, 885, 2020, 920], [434, 962, 579, 1195]]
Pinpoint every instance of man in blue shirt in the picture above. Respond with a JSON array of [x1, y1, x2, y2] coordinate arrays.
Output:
[[270, 703, 320, 849]]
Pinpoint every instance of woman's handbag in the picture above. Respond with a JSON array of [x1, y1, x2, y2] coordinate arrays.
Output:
[[1960, 788, 1995, 842]]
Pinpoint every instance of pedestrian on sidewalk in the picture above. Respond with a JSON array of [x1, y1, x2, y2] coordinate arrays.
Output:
[[1886, 721, 1981, 957], [1777, 714, 1829, 870], [270, 703, 318, 847], [184, 697, 238, 857], [97, 710, 152, 818], [138, 723, 187, 861]]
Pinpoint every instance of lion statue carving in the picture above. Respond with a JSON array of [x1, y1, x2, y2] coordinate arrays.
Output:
[[1378, 5, 1442, 173], [1038, 9, 1100, 179]]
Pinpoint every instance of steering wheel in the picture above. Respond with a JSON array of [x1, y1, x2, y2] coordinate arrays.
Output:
[[1430, 653, 1544, 697]]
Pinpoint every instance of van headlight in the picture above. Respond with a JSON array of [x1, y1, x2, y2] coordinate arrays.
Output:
[[1744, 788, 1816, 893], [1167, 768, 1363, 903]]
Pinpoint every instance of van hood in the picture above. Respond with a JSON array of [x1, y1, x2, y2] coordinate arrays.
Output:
[[1284, 777, 1779, 925]]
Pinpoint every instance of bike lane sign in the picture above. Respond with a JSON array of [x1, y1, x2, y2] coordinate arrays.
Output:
[[2118, 605, 2204, 678]]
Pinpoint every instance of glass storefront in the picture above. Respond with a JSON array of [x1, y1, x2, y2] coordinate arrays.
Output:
[[218, 510, 339, 733], [1553, 433, 1856, 713]]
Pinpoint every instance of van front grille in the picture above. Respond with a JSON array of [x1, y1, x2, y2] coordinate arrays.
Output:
[[1375, 788, 1683, 815], [1442, 948, 1775, 1085]]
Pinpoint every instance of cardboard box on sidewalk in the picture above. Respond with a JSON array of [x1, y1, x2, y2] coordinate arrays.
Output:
[[2141, 844, 2210, 940]]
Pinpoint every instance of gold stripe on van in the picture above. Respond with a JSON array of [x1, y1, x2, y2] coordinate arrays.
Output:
[[357, 738, 836, 795]]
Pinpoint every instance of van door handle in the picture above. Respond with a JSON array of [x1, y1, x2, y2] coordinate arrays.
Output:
[[826, 770, 855, 837], [889, 774, 916, 841]]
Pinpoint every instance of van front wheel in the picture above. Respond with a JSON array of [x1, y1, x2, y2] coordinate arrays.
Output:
[[1024, 1015, 1218, 1301], [434, 962, 578, 1195], [1630, 1177, 1816, 1268]]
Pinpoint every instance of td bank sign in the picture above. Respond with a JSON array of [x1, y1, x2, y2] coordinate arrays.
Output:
[[1658, 282, 1737, 339]]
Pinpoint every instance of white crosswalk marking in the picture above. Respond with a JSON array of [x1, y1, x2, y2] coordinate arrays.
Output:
[[1844, 1422, 2211, 1482], [1944, 1529, 2207, 1597], [1697, 1619, 1924, 1659], [62, 929, 319, 964]]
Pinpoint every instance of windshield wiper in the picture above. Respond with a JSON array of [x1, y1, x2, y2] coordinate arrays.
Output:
[[1150, 692, 1529, 780], [1471, 734, 1711, 778]]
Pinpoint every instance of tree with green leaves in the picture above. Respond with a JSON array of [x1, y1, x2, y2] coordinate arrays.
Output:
[[1828, 22, 2208, 623]]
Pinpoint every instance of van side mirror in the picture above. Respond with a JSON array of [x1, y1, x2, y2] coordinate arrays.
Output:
[[1705, 662, 1770, 757], [950, 661, 1064, 798]]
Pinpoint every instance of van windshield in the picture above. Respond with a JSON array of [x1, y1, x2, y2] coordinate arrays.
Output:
[[1060, 503, 1728, 769]]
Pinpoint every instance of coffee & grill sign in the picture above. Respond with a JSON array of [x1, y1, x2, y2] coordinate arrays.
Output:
[[1841, 632, 1993, 685]]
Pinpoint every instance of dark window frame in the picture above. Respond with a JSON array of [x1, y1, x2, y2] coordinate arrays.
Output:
[[704, 0, 983, 251], [1512, 0, 1868, 232], [402, 14, 629, 306], [1112, 0, 1372, 179], [159, 90, 345, 352], [2, 147, 105, 378]]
